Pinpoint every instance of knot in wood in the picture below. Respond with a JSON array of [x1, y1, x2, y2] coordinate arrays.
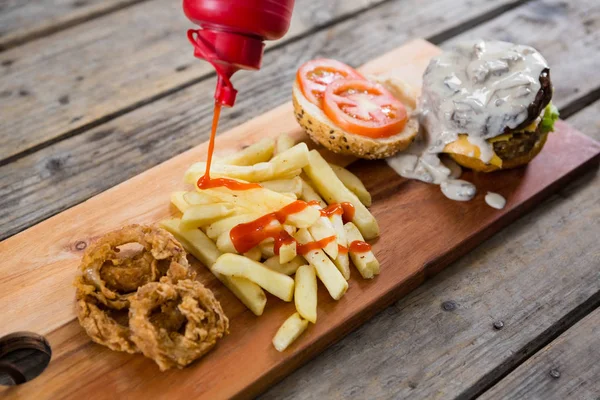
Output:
[[441, 300, 457, 311]]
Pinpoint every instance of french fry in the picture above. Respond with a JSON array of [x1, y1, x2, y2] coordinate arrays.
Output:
[[220, 137, 275, 166], [244, 246, 262, 262], [272, 312, 308, 352], [206, 213, 261, 240], [344, 222, 380, 279], [280, 192, 298, 200], [283, 224, 297, 236], [329, 214, 347, 246], [276, 168, 303, 180], [216, 230, 238, 254], [303, 150, 379, 239], [181, 203, 237, 228], [295, 228, 348, 300], [299, 177, 327, 208], [213, 253, 295, 301], [185, 162, 275, 183], [333, 250, 350, 280], [159, 219, 267, 316], [329, 213, 350, 280], [275, 133, 296, 155], [170, 191, 190, 213], [278, 240, 297, 264], [260, 176, 303, 197], [183, 191, 217, 206], [284, 204, 321, 228], [307, 210, 338, 259], [196, 186, 294, 215], [160, 218, 221, 266], [294, 265, 317, 323], [259, 240, 275, 259], [268, 143, 310, 177], [264, 255, 305, 275], [185, 143, 309, 184], [329, 163, 372, 207]]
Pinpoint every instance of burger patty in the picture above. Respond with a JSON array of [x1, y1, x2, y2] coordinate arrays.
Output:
[[493, 125, 544, 160]]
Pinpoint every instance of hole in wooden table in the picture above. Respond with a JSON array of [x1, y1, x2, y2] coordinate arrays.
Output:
[[0, 332, 51, 386]]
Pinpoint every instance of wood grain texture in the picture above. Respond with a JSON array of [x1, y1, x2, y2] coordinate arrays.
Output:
[[0, 0, 543, 240], [1, 40, 599, 399], [481, 309, 600, 400], [262, 101, 600, 399], [568, 99, 600, 142], [0, 0, 387, 161], [0, 0, 147, 51]]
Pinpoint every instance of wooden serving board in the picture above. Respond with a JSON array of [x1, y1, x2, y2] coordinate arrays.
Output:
[[1, 39, 598, 399]]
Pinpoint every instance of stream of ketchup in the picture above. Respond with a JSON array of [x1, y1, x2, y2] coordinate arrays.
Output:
[[199, 102, 370, 256], [197, 102, 261, 191]]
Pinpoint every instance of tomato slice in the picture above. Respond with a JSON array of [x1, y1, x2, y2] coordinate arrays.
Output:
[[297, 59, 364, 107], [323, 79, 408, 138]]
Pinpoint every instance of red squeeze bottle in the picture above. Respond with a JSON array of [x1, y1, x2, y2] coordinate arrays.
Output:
[[184, 0, 295, 107]]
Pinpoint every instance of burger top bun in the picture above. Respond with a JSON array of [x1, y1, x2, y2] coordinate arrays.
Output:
[[292, 76, 419, 160]]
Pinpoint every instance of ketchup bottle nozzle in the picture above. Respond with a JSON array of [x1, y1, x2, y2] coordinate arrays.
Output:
[[215, 75, 237, 107], [187, 29, 244, 107]]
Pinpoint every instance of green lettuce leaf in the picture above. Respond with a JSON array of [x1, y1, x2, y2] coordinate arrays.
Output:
[[539, 102, 559, 134]]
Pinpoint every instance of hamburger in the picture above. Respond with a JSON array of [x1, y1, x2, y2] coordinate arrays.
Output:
[[419, 40, 559, 172]]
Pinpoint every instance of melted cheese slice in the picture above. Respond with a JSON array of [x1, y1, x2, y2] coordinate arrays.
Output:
[[443, 135, 503, 167], [443, 117, 541, 167]]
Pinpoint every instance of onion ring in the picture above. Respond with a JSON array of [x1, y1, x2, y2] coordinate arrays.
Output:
[[74, 225, 194, 353], [129, 279, 229, 370]]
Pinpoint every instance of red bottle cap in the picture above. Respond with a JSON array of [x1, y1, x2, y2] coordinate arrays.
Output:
[[187, 29, 265, 106]]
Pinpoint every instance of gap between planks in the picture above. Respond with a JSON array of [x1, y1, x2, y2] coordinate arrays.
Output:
[[0, 0, 150, 52], [479, 307, 600, 400], [462, 292, 600, 399], [558, 87, 600, 120], [0, 0, 393, 167], [0, 0, 539, 167]]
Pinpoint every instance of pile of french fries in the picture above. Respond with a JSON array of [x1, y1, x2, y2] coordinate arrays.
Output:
[[160, 134, 380, 351]]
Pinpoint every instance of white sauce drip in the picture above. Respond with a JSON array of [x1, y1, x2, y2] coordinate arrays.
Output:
[[467, 135, 495, 163], [485, 192, 506, 209], [386, 40, 548, 203], [441, 180, 477, 201], [386, 138, 476, 201]]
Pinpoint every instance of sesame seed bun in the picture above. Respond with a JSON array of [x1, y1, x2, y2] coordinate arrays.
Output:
[[292, 77, 419, 160]]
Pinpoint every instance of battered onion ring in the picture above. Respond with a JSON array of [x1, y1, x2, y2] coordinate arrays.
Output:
[[74, 225, 194, 353], [129, 279, 229, 371]]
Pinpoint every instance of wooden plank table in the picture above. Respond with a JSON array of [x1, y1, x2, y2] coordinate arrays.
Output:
[[0, 0, 598, 398]]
